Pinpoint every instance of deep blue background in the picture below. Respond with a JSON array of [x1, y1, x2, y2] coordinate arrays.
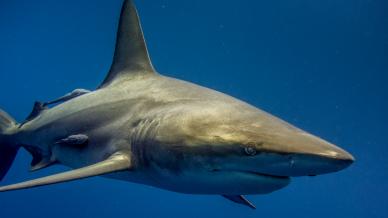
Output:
[[0, 0, 387, 217]]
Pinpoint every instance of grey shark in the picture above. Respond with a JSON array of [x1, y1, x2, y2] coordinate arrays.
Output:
[[0, 0, 354, 209]]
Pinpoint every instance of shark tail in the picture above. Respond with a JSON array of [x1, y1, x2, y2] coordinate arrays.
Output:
[[0, 109, 19, 181]]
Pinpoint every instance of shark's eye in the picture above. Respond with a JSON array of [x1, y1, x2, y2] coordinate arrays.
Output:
[[244, 147, 257, 156]]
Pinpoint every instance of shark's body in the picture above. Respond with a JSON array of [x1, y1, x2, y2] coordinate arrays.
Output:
[[0, 0, 354, 209]]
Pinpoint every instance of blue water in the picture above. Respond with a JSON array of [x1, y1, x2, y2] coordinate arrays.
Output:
[[0, 0, 387, 217]]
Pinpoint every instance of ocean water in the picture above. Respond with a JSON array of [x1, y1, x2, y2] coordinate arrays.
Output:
[[0, 0, 387, 217]]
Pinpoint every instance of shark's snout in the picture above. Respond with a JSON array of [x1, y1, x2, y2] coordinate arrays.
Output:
[[244, 128, 355, 177], [282, 138, 355, 177], [263, 149, 355, 177], [293, 153, 354, 177]]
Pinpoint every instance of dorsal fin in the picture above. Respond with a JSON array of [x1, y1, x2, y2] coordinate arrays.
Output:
[[100, 0, 155, 88], [19, 101, 47, 128], [26, 101, 47, 121]]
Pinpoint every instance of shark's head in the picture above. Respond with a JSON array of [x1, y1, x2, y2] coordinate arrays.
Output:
[[143, 98, 354, 195]]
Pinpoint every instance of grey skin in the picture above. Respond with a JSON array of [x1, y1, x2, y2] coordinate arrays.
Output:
[[0, 0, 354, 209]]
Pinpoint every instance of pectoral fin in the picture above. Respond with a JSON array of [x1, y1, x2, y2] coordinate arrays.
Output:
[[222, 195, 256, 209], [0, 152, 132, 192]]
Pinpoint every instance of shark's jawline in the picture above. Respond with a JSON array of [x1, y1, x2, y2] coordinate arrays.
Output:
[[213, 169, 290, 180]]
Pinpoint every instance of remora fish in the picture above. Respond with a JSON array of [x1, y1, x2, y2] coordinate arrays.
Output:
[[0, 0, 354, 209]]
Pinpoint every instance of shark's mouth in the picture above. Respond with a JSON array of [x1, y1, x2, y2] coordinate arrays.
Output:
[[209, 168, 291, 194], [211, 169, 290, 180], [244, 171, 290, 180]]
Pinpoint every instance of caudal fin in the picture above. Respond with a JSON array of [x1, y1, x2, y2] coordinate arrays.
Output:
[[0, 109, 19, 181]]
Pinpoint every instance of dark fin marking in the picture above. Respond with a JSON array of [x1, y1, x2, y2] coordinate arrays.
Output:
[[19, 102, 47, 128], [23, 145, 55, 172], [0, 109, 19, 181], [30, 157, 56, 172], [222, 195, 256, 209], [0, 146, 19, 181]]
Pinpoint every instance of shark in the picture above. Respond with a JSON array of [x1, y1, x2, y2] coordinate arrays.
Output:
[[0, 0, 354, 209]]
